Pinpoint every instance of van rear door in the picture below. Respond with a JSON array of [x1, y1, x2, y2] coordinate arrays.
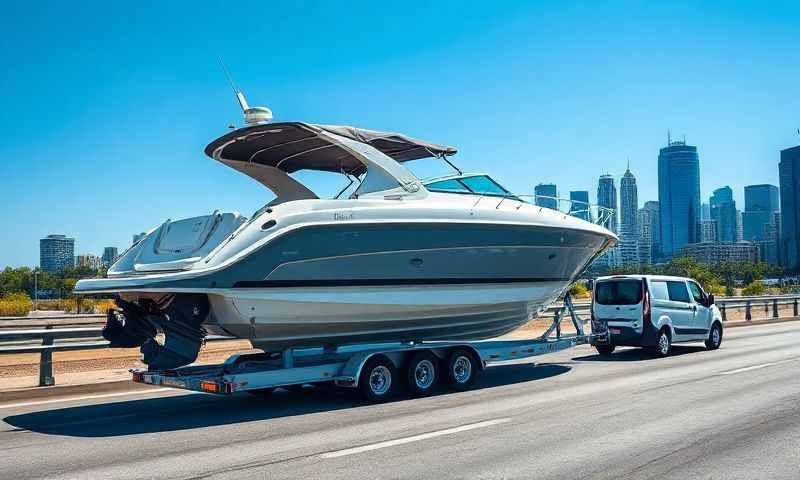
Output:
[[593, 278, 644, 328]]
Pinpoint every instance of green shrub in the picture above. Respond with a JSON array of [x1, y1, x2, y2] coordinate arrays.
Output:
[[741, 280, 766, 296], [0, 292, 33, 316]]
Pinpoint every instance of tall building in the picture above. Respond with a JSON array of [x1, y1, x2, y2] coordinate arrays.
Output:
[[101, 247, 119, 267], [742, 184, 780, 242], [642, 200, 661, 261], [39, 234, 75, 273], [762, 212, 782, 265], [569, 190, 592, 222], [658, 137, 701, 258], [597, 175, 618, 233], [75, 254, 102, 270], [637, 208, 653, 266], [597, 174, 618, 268], [779, 145, 800, 270], [618, 166, 639, 265], [534, 183, 558, 210], [701, 202, 711, 221], [710, 186, 737, 242], [700, 219, 718, 243], [680, 242, 760, 264]]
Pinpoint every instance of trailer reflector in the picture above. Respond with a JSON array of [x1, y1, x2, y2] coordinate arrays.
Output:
[[200, 381, 219, 394]]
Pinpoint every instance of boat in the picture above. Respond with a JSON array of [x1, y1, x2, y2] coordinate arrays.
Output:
[[75, 101, 617, 370]]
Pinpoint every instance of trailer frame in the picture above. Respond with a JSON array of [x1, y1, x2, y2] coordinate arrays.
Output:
[[132, 294, 591, 401]]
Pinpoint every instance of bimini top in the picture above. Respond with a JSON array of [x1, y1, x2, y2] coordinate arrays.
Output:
[[204, 122, 457, 175]]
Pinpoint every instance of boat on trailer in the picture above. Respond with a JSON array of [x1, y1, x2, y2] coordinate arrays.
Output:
[[75, 97, 616, 371]]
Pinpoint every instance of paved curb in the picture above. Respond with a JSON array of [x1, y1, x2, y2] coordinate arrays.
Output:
[[724, 316, 800, 328]]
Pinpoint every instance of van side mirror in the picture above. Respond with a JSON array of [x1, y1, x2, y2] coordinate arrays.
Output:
[[707, 294, 715, 306]]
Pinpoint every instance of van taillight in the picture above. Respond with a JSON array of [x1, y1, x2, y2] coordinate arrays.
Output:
[[642, 281, 651, 323]]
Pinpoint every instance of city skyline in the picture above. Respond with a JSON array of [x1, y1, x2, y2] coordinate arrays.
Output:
[[2, 2, 798, 267]]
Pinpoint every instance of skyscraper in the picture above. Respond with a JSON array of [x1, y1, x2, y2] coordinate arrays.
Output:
[[597, 174, 618, 268], [701, 202, 711, 221], [534, 183, 558, 210], [637, 208, 653, 266], [642, 200, 661, 261], [742, 184, 780, 242], [597, 175, 617, 233], [569, 190, 592, 222], [619, 166, 639, 265], [701, 220, 718, 242], [658, 137, 701, 258], [710, 186, 737, 242], [779, 145, 800, 270], [102, 247, 119, 267], [40, 234, 75, 273]]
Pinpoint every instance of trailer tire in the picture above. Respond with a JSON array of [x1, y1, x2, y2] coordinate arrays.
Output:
[[359, 355, 396, 403], [405, 351, 439, 396], [445, 349, 478, 391]]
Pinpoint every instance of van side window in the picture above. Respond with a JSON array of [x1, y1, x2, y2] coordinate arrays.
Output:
[[649, 281, 670, 300], [688, 282, 705, 304], [666, 281, 691, 303]]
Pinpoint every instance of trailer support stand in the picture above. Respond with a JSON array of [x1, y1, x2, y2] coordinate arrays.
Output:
[[282, 348, 294, 369]]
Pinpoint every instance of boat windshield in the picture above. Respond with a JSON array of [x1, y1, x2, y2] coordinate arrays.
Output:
[[425, 175, 515, 198]]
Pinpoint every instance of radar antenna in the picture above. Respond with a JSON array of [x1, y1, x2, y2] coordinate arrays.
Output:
[[218, 58, 273, 126]]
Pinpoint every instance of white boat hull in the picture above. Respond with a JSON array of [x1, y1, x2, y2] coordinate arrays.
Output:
[[206, 281, 567, 349]]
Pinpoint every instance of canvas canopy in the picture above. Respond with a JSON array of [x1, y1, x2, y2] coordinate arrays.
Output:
[[204, 122, 457, 176]]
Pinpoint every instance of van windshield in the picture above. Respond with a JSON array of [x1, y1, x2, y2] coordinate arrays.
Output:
[[595, 280, 642, 305]]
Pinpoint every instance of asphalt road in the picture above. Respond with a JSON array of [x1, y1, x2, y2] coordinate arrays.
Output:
[[1, 322, 798, 480]]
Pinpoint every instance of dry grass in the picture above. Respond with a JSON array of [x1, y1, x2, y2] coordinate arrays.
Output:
[[0, 293, 32, 316]]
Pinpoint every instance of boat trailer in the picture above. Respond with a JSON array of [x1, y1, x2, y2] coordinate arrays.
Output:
[[132, 294, 592, 402]]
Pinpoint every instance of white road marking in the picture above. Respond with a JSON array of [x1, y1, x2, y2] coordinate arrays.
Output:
[[0, 388, 187, 410], [718, 358, 799, 376], [320, 418, 511, 459]]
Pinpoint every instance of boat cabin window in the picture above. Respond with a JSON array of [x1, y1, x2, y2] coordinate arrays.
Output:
[[424, 179, 472, 193], [425, 175, 512, 197]]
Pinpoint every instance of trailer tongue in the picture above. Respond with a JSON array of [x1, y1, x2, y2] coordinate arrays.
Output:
[[132, 295, 591, 402]]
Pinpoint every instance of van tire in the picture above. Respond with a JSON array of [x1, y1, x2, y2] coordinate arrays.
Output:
[[595, 344, 615, 356], [705, 323, 723, 350], [648, 329, 671, 357]]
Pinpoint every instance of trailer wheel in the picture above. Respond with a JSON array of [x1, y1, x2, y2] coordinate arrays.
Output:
[[406, 351, 439, 396], [359, 355, 396, 402], [445, 349, 478, 391]]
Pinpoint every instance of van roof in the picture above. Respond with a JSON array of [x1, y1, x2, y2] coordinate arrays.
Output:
[[596, 274, 692, 282]]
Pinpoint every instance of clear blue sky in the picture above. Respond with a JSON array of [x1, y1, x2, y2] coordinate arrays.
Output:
[[1, 1, 798, 267]]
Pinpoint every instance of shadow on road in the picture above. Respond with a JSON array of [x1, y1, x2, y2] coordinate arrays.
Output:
[[572, 345, 707, 362], [4, 363, 569, 437]]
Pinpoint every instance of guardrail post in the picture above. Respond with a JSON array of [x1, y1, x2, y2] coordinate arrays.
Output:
[[794, 298, 799, 317], [720, 303, 727, 322], [773, 299, 779, 318], [764, 300, 769, 318], [745, 301, 751, 322], [39, 325, 55, 387]]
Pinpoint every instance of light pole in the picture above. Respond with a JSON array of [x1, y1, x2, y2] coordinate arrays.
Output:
[[34, 268, 39, 311]]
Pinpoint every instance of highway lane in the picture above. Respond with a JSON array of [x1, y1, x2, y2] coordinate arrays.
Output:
[[0, 322, 798, 479]]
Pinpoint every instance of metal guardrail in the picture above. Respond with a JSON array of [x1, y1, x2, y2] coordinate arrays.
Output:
[[0, 295, 797, 388]]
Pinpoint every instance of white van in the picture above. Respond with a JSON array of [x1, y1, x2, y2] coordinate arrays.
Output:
[[590, 275, 723, 356]]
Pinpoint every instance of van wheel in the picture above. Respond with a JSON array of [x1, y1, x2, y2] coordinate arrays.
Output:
[[705, 323, 723, 350], [595, 344, 615, 356], [648, 329, 671, 357], [445, 349, 478, 391], [359, 355, 396, 403]]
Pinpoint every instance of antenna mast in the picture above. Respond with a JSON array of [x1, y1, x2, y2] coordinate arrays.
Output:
[[218, 58, 272, 125]]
